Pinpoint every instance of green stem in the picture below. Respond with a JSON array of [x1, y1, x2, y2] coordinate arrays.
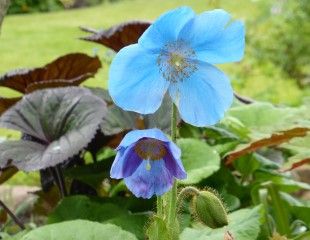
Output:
[[176, 186, 200, 213], [157, 196, 163, 217], [166, 103, 179, 238], [267, 184, 290, 237]]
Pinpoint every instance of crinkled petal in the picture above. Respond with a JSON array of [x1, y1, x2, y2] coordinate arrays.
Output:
[[169, 61, 233, 127], [138, 7, 195, 52], [117, 128, 170, 149], [110, 145, 142, 179], [109, 44, 169, 114], [163, 146, 186, 179], [124, 160, 174, 199], [179, 9, 245, 64]]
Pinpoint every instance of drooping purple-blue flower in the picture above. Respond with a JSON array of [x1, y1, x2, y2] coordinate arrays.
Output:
[[109, 7, 245, 127], [110, 128, 186, 199]]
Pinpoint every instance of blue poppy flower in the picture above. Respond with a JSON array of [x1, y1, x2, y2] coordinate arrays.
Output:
[[109, 7, 245, 127], [110, 128, 186, 199]]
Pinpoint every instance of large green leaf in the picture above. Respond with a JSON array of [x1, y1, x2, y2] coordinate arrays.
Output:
[[0, 87, 107, 171], [227, 103, 310, 137], [180, 205, 263, 240], [48, 195, 127, 223], [105, 214, 149, 240], [21, 220, 137, 240], [177, 138, 220, 184]]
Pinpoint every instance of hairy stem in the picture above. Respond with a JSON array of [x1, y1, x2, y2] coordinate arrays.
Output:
[[0, 200, 25, 230], [176, 186, 200, 213], [166, 103, 179, 238]]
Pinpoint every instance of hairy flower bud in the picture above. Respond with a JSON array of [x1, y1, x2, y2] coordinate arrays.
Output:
[[192, 190, 228, 228]]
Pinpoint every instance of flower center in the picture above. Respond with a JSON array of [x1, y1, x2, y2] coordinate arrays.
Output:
[[134, 138, 167, 160], [157, 40, 197, 83]]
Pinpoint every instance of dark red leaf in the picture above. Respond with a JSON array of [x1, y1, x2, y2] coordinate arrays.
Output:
[[0, 53, 102, 93], [80, 21, 151, 51], [0, 96, 20, 115]]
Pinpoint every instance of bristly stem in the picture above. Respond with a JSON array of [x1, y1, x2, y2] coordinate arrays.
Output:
[[166, 103, 179, 238], [157, 196, 163, 217], [176, 186, 200, 213], [0, 200, 25, 230]]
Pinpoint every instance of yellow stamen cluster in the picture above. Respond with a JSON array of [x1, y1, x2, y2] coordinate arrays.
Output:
[[157, 40, 197, 83]]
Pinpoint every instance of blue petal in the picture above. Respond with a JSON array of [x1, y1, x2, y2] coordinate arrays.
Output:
[[168, 61, 233, 126], [138, 7, 195, 52], [164, 145, 187, 179], [179, 9, 245, 64], [124, 160, 174, 199], [109, 44, 169, 114], [110, 145, 142, 179], [117, 128, 170, 149]]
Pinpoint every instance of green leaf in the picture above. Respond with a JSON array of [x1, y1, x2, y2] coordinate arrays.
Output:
[[21, 220, 138, 240], [177, 138, 220, 184], [48, 195, 127, 223], [290, 206, 310, 226], [105, 214, 149, 240], [0, 231, 29, 240], [180, 205, 263, 240], [0, 87, 107, 171], [254, 170, 310, 192]]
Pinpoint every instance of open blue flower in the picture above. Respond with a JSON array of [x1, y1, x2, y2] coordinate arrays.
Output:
[[110, 128, 186, 199], [109, 7, 245, 127]]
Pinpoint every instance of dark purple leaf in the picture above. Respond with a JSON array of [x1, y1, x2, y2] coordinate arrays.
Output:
[[80, 21, 151, 52], [0, 87, 107, 171], [0, 53, 102, 93]]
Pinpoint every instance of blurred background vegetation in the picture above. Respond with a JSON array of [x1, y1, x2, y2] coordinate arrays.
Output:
[[0, 0, 309, 185]]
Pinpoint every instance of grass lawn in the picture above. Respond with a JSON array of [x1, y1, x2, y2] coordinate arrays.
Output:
[[0, 0, 262, 93]]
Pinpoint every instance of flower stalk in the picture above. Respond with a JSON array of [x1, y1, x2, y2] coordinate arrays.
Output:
[[166, 103, 179, 239]]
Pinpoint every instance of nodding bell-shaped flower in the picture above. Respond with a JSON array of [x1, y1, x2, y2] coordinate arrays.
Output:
[[110, 128, 186, 199]]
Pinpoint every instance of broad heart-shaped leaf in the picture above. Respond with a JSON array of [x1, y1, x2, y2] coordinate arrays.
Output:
[[180, 205, 263, 240], [226, 102, 310, 138], [48, 195, 128, 224], [0, 53, 101, 94], [177, 138, 220, 185], [80, 21, 151, 52], [0, 87, 107, 171], [48, 195, 150, 240], [21, 220, 138, 240]]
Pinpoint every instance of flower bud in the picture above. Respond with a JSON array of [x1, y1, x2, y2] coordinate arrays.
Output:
[[192, 190, 228, 228]]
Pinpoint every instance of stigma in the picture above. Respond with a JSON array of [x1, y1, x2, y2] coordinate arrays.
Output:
[[157, 40, 198, 83], [134, 138, 167, 160]]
